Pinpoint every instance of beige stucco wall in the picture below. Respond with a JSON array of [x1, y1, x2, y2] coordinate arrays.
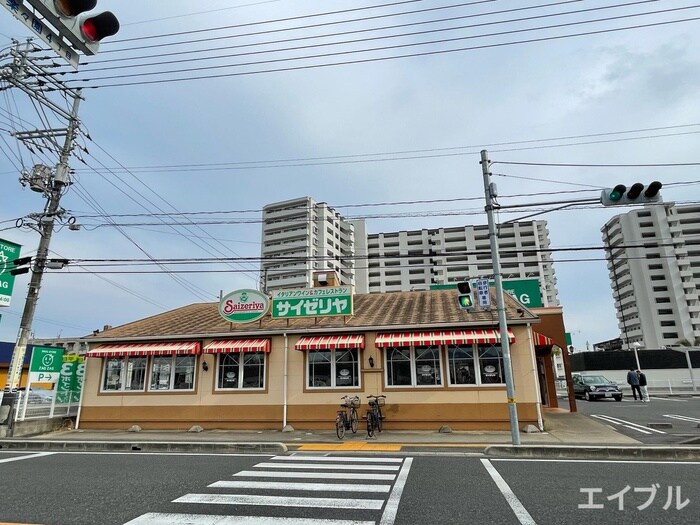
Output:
[[80, 325, 539, 430]]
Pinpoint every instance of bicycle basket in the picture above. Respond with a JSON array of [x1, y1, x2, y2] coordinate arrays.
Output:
[[369, 397, 385, 407], [343, 396, 361, 408]]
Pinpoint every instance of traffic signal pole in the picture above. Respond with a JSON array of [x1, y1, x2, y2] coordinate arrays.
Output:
[[480, 150, 521, 445], [3, 92, 82, 392]]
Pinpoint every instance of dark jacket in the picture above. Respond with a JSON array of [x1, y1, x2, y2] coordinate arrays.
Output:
[[638, 372, 647, 387], [626, 370, 640, 386]]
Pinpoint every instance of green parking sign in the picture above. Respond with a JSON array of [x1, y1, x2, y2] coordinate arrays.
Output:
[[29, 346, 64, 383], [0, 238, 22, 307]]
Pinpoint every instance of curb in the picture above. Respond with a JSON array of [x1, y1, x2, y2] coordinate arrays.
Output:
[[484, 445, 700, 461], [0, 440, 287, 454]]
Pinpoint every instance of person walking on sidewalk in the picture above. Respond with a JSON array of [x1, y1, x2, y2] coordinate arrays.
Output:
[[627, 368, 642, 401], [637, 370, 650, 402]]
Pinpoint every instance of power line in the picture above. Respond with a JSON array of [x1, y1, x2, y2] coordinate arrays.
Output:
[[80, 0, 595, 68], [67, 122, 700, 174], [66, 11, 700, 88]]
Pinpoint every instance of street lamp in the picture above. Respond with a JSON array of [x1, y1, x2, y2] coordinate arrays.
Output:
[[631, 342, 642, 370]]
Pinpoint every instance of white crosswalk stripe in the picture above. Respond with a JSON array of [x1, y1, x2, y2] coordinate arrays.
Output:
[[124, 455, 413, 525], [125, 514, 375, 525], [210, 481, 392, 492], [252, 462, 400, 471], [234, 471, 397, 481]]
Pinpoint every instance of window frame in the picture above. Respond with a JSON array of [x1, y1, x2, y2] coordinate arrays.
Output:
[[306, 347, 361, 390], [215, 351, 267, 391], [100, 355, 147, 393], [383, 341, 508, 388], [148, 354, 197, 392], [384, 345, 444, 388]]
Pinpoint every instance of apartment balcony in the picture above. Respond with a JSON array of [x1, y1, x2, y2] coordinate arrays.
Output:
[[264, 229, 309, 245], [262, 243, 309, 257]]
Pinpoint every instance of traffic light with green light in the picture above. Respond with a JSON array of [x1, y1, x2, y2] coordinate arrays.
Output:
[[457, 281, 474, 310], [600, 181, 662, 206]]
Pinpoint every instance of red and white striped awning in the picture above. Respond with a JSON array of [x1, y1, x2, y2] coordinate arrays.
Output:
[[295, 334, 365, 351], [86, 341, 200, 358], [533, 332, 554, 347], [374, 329, 515, 348], [203, 339, 271, 354]]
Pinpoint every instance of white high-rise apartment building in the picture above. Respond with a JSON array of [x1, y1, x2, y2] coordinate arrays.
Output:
[[601, 203, 700, 349], [366, 222, 558, 305], [261, 197, 558, 305], [260, 197, 366, 292]]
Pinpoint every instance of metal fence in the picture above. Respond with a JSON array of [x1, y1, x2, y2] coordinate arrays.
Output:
[[12, 389, 80, 422], [557, 378, 699, 396]]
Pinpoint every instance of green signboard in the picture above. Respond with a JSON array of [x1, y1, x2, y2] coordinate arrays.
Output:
[[271, 287, 353, 319], [0, 238, 22, 307], [28, 345, 64, 383], [56, 355, 85, 404], [219, 289, 270, 324], [498, 278, 543, 308]]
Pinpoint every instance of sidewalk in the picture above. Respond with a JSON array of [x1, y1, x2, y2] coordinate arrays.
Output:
[[0, 408, 640, 449], [3, 409, 699, 460]]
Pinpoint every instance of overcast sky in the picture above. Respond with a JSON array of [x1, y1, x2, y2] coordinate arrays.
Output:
[[1, 0, 699, 350]]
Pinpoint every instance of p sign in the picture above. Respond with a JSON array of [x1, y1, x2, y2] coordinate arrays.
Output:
[[28, 346, 64, 383]]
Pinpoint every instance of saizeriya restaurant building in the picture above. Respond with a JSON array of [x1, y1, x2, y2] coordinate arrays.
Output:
[[81, 287, 560, 431]]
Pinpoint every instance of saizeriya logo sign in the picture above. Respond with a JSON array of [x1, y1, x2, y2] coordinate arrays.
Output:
[[219, 289, 270, 323]]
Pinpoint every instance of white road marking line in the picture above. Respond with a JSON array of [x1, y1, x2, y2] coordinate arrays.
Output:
[[481, 459, 536, 525], [272, 456, 402, 463], [174, 493, 384, 510], [593, 415, 665, 434], [664, 414, 700, 423], [0, 452, 55, 463], [209, 481, 391, 492], [124, 513, 375, 525], [254, 462, 400, 471], [234, 471, 396, 481], [491, 459, 700, 465], [379, 458, 412, 525], [649, 397, 687, 402], [591, 414, 664, 434], [591, 415, 652, 434]]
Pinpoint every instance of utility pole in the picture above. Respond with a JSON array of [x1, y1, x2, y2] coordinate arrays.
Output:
[[2, 44, 83, 392], [480, 150, 520, 445]]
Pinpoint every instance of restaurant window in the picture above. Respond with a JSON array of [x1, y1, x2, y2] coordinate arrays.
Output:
[[149, 355, 196, 391], [478, 344, 505, 384], [217, 352, 266, 390], [447, 345, 476, 385], [386, 346, 443, 387], [101, 356, 147, 392], [307, 348, 359, 388]]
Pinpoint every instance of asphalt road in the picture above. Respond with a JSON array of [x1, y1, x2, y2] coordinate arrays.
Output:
[[0, 451, 698, 524], [574, 395, 700, 444]]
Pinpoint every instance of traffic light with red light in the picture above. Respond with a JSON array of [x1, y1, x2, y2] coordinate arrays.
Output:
[[600, 181, 662, 206], [25, 0, 120, 55]]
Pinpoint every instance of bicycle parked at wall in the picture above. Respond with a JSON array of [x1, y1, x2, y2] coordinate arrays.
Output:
[[366, 394, 386, 438], [335, 395, 360, 439]]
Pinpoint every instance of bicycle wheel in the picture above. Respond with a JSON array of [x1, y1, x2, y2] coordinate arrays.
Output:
[[336, 415, 345, 439], [350, 407, 359, 434], [375, 408, 382, 433], [366, 412, 375, 438]]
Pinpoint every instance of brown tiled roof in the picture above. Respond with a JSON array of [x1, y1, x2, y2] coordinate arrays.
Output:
[[89, 288, 539, 342]]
